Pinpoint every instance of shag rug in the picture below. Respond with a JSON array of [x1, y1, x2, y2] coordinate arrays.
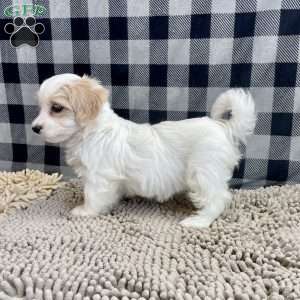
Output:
[[0, 171, 300, 300], [0, 170, 62, 219]]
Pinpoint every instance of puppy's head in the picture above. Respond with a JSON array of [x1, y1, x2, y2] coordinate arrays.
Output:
[[32, 74, 108, 143]]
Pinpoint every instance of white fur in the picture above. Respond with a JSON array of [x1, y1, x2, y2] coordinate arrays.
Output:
[[32, 74, 256, 228]]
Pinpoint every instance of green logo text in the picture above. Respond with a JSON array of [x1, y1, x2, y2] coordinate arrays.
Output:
[[4, 4, 47, 17]]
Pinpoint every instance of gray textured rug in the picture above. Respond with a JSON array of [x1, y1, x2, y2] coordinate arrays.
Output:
[[0, 180, 300, 300]]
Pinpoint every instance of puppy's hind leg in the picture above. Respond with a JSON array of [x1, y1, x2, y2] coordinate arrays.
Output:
[[180, 138, 237, 228], [180, 182, 231, 228]]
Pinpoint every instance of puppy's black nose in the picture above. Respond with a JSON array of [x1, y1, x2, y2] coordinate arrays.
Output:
[[32, 125, 42, 134]]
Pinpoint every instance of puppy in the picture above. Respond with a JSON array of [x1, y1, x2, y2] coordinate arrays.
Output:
[[32, 74, 256, 228]]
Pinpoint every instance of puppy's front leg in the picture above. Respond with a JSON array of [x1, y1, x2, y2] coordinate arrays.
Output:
[[71, 179, 120, 217]]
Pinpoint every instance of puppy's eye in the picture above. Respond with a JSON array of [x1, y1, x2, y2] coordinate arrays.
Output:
[[51, 104, 64, 113]]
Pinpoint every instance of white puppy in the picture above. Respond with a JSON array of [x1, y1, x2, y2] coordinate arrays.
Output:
[[32, 74, 256, 228]]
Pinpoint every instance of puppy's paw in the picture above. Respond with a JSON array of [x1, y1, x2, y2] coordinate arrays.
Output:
[[70, 205, 98, 217], [180, 214, 213, 228]]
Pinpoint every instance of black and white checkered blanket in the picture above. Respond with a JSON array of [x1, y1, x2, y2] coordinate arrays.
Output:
[[0, 0, 299, 188]]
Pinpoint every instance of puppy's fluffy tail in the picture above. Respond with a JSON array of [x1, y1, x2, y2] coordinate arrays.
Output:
[[211, 89, 256, 143]]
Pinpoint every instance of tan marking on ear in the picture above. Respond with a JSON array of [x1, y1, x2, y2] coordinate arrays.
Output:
[[60, 76, 109, 125]]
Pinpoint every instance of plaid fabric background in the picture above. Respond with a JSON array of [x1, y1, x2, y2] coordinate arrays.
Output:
[[0, 0, 299, 188]]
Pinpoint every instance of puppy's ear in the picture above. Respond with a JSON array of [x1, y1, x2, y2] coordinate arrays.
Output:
[[62, 75, 108, 125]]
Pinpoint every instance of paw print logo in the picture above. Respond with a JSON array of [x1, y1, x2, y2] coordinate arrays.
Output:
[[4, 16, 45, 48]]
